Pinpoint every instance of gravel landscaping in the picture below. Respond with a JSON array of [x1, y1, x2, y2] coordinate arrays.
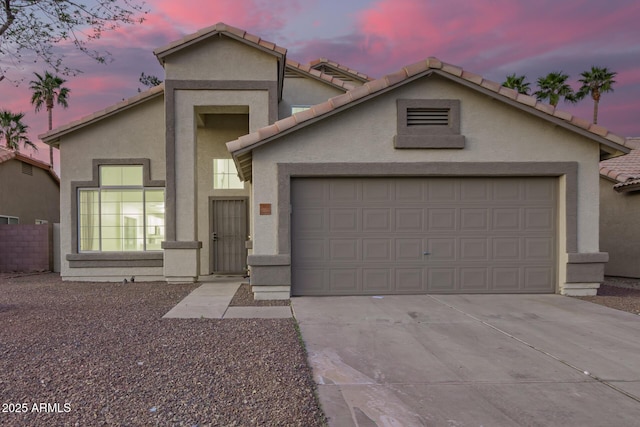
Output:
[[229, 284, 290, 307], [0, 273, 325, 426], [574, 276, 640, 315]]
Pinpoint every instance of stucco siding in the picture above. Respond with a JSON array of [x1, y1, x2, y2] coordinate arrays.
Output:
[[279, 76, 345, 119], [251, 75, 601, 257], [58, 96, 166, 279], [164, 37, 278, 81], [600, 178, 640, 278], [0, 160, 59, 224], [196, 115, 251, 274]]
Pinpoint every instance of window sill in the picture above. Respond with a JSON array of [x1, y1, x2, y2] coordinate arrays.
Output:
[[67, 252, 163, 268]]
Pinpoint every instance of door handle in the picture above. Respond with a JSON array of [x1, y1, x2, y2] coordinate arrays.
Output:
[[423, 252, 430, 255]]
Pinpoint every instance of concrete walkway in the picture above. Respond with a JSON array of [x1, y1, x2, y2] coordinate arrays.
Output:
[[292, 294, 640, 427], [162, 278, 292, 319]]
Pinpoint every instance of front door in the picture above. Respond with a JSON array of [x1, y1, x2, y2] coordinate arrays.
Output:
[[210, 198, 248, 274]]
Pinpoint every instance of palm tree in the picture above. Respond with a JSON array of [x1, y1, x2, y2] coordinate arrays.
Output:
[[576, 66, 617, 124], [502, 73, 531, 95], [0, 110, 37, 152], [534, 72, 577, 107], [29, 71, 70, 169]]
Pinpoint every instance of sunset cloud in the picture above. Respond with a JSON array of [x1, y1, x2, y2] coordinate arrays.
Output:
[[2, 0, 639, 170]]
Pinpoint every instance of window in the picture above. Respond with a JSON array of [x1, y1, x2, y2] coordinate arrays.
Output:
[[0, 215, 19, 224], [395, 99, 465, 149], [291, 105, 311, 114], [213, 159, 243, 189], [35, 219, 48, 224], [78, 165, 165, 252]]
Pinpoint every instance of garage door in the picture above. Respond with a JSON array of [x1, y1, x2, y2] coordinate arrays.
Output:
[[291, 177, 556, 295]]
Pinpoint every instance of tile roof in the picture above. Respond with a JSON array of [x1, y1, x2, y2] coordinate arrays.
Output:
[[154, 22, 287, 61], [40, 83, 165, 143], [0, 146, 60, 184], [308, 58, 374, 83], [285, 59, 357, 91], [227, 57, 630, 163], [600, 137, 640, 192]]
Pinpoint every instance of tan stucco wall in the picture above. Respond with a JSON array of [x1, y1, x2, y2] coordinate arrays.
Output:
[[174, 90, 270, 246], [58, 95, 166, 280], [196, 114, 250, 274], [164, 36, 278, 81], [600, 178, 640, 278], [0, 160, 59, 224], [251, 75, 601, 260], [279, 76, 345, 119]]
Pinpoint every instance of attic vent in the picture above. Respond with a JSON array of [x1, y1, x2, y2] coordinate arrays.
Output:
[[407, 108, 450, 126], [22, 163, 33, 176]]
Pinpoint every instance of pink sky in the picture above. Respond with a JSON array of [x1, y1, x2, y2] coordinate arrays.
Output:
[[2, 0, 639, 171]]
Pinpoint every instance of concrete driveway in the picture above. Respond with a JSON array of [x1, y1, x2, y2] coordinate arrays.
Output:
[[292, 294, 640, 426]]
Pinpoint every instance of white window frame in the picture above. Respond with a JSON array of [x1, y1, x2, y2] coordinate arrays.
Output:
[[0, 215, 19, 224]]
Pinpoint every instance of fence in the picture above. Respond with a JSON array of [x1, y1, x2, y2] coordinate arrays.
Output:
[[0, 224, 53, 273]]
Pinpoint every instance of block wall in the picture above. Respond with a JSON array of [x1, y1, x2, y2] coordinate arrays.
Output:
[[0, 224, 52, 272]]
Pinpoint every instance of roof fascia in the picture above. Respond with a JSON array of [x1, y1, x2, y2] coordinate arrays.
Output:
[[433, 71, 629, 155], [285, 66, 351, 92], [40, 90, 164, 145], [233, 68, 628, 158], [615, 182, 640, 193]]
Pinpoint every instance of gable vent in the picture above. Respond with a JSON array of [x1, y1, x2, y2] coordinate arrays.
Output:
[[22, 162, 33, 176], [407, 108, 450, 126]]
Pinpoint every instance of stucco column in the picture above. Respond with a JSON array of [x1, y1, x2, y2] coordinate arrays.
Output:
[[163, 87, 201, 283]]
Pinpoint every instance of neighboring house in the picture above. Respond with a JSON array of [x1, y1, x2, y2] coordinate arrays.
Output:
[[599, 137, 640, 278], [0, 146, 60, 225], [41, 22, 630, 298]]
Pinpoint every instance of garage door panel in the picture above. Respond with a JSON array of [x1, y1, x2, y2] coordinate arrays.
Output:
[[427, 238, 456, 260], [329, 239, 359, 261], [525, 208, 554, 230], [460, 209, 489, 231], [362, 208, 392, 231], [460, 238, 489, 261], [329, 180, 359, 201], [428, 208, 457, 231], [460, 268, 489, 291], [329, 208, 359, 232], [396, 269, 423, 292], [461, 180, 489, 200], [292, 177, 556, 295], [428, 180, 457, 201], [396, 208, 423, 231], [363, 180, 393, 201], [525, 179, 555, 200], [524, 237, 554, 260], [295, 208, 325, 231], [492, 208, 520, 230], [428, 268, 456, 291], [293, 268, 326, 294], [363, 239, 391, 260], [363, 269, 392, 291], [295, 238, 325, 261], [329, 269, 359, 292], [494, 180, 522, 201], [493, 268, 521, 290], [492, 238, 520, 260], [396, 180, 423, 200], [396, 239, 423, 261], [524, 267, 554, 291]]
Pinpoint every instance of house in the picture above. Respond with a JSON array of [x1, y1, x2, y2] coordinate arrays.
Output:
[[0, 146, 60, 225], [599, 137, 640, 278], [40, 22, 631, 297]]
